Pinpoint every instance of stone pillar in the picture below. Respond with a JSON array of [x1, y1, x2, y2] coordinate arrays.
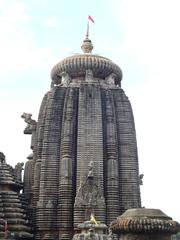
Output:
[[110, 208, 180, 240], [104, 89, 120, 225]]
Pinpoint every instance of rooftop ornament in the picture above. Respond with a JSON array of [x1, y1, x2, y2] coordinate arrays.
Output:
[[81, 15, 94, 54]]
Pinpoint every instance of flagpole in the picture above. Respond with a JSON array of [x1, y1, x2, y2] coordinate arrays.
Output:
[[86, 21, 89, 39], [86, 16, 94, 39]]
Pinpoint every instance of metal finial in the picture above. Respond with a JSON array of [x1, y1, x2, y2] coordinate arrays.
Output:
[[81, 16, 94, 54]]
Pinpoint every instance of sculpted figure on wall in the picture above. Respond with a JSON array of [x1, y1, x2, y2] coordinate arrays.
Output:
[[61, 72, 71, 86], [21, 112, 37, 134], [105, 73, 116, 85], [0, 152, 5, 164], [14, 162, 24, 182], [87, 161, 94, 179], [86, 69, 93, 82], [139, 174, 144, 185]]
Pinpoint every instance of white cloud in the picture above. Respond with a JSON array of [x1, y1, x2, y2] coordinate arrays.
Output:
[[43, 16, 57, 27], [2, 1, 31, 23], [0, 1, 56, 79]]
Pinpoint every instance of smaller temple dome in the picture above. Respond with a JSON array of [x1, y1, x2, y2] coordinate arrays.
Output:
[[110, 208, 180, 235]]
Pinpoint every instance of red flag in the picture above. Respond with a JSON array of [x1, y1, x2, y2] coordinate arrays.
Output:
[[88, 15, 95, 23]]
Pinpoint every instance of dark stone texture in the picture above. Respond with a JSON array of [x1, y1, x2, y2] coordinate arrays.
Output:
[[21, 38, 141, 239], [27, 82, 141, 239], [0, 152, 33, 239], [110, 208, 180, 240]]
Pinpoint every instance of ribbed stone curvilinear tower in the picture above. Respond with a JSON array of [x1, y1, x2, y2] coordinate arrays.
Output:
[[22, 36, 141, 240]]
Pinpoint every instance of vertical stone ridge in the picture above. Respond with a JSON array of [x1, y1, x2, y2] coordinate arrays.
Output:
[[28, 93, 49, 237], [35, 87, 66, 240], [33, 93, 48, 205], [58, 87, 78, 240], [102, 89, 120, 225], [36, 93, 49, 160], [74, 83, 105, 226], [113, 89, 141, 213], [23, 94, 49, 235], [23, 154, 33, 204]]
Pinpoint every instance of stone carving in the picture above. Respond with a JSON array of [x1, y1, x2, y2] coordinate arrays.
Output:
[[0, 152, 5, 164], [84, 228, 98, 240], [61, 71, 71, 86], [107, 229, 114, 240], [21, 112, 37, 149], [72, 220, 108, 240], [85, 69, 93, 82], [87, 161, 94, 179], [14, 162, 24, 182], [75, 161, 105, 221], [75, 178, 100, 207], [21, 112, 37, 134], [105, 73, 116, 85], [139, 174, 144, 185]]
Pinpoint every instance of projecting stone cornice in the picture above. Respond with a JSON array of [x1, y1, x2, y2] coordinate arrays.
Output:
[[51, 54, 122, 86]]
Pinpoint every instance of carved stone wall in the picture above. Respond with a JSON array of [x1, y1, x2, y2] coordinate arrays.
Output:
[[22, 39, 141, 240], [27, 81, 141, 240], [74, 84, 106, 227]]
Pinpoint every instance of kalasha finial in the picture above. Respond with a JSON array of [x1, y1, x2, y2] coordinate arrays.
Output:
[[81, 16, 94, 54], [81, 38, 93, 54]]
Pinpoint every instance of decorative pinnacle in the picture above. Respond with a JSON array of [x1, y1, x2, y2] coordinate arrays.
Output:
[[81, 38, 93, 54]]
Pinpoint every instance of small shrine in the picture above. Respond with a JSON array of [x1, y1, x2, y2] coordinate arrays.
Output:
[[0, 152, 33, 239], [73, 214, 109, 240], [110, 208, 180, 240]]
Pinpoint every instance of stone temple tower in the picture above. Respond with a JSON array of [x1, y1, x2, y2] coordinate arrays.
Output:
[[23, 37, 141, 240]]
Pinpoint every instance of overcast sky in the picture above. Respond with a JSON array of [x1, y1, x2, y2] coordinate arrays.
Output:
[[0, 0, 179, 222]]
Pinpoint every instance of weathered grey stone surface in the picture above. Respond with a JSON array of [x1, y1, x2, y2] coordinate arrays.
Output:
[[73, 220, 108, 240], [0, 152, 33, 239], [21, 37, 141, 240], [110, 208, 180, 240]]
